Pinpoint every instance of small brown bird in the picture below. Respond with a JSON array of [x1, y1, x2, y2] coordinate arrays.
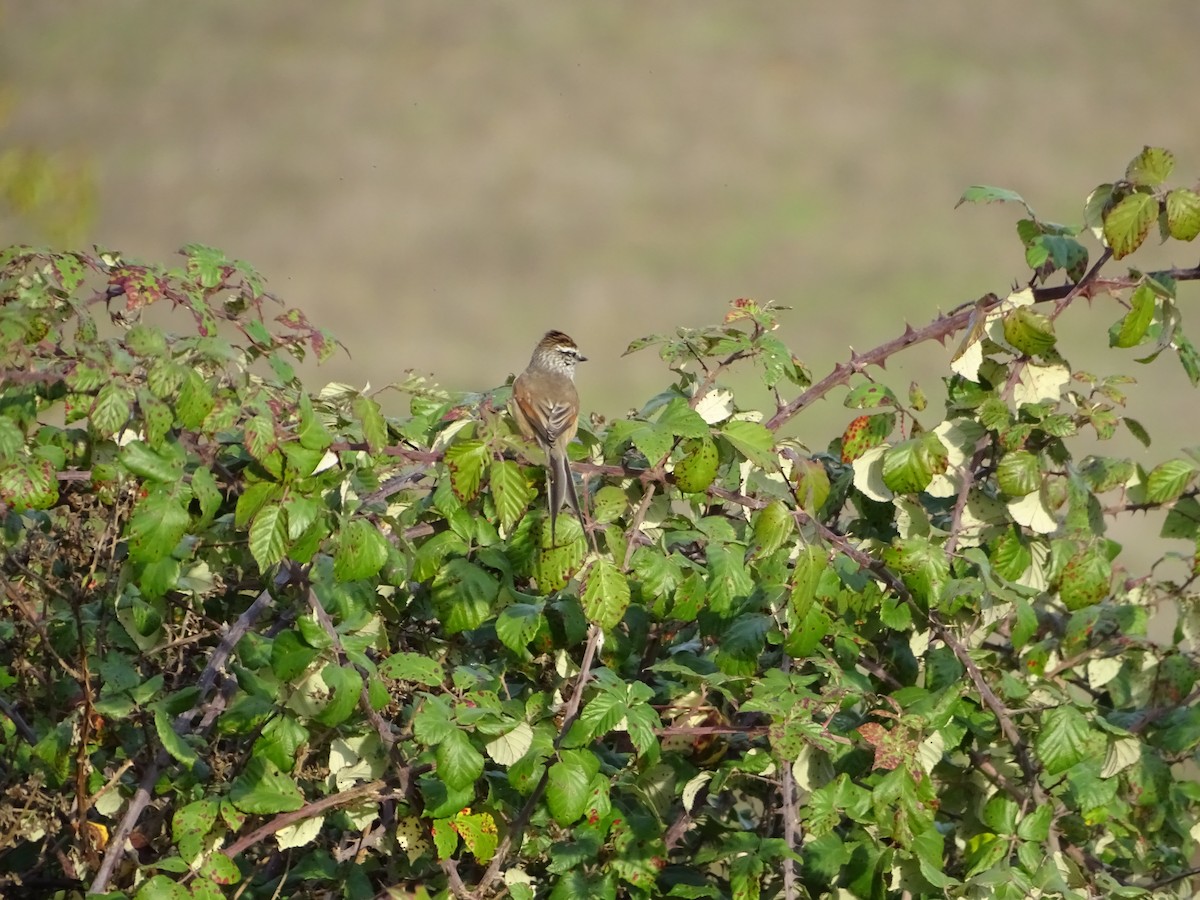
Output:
[[510, 330, 586, 545]]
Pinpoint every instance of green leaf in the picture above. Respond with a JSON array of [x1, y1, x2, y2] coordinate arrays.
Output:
[[140, 393, 174, 447], [229, 756, 305, 814], [657, 397, 709, 439], [296, 392, 333, 451], [413, 697, 454, 745], [185, 243, 229, 288], [1179, 333, 1200, 386], [1111, 283, 1156, 348], [120, 440, 184, 483], [154, 707, 200, 771], [956, 185, 1033, 215], [883, 537, 950, 610], [996, 450, 1041, 497], [437, 728, 484, 791], [243, 415, 277, 464], [912, 825, 957, 888], [496, 602, 546, 655], [580, 557, 631, 630], [378, 651, 444, 686], [1165, 187, 1200, 241], [730, 853, 766, 898], [751, 499, 794, 557], [430, 817, 458, 859], [491, 459, 535, 532], [1029, 235, 1088, 279], [173, 797, 218, 863], [721, 419, 777, 468], [270, 630, 320, 682], [1124, 417, 1151, 448], [591, 484, 628, 523], [981, 795, 1019, 835], [432, 558, 499, 634], [792, 456, 831, 513], [235, 480, 280, 528], [199, 855, 240, 887], [1016, 803, 1052, 842], [1146, 458, 1198, 503], [843, 382, 898, 409], [787, 602, 830, 658], [1010, 596, 1038, 652], [315, 663, 363, 727], [333, 518, 389, 581], [445, 439, 489, 502], [249, 502, 288, 571], [1125, 146, 1174, 187], [1103, 192, 1158, 259], [177, 370, 214, 428], [673, 436, 720, 493], [139, 557, 181, 600], [353, 392, 389, 453], [616, 420, 667, 466], [532, 516, 586, 591], [1035, 706, 1091, 775], [718, 613, 771, 670], [546, 750, 598, 826], [1059, 544, 1111, 611], [1161, 496, 1200, 541], [706, 543, 754, 616], [881, 433, 948, 494], [0, 458, 59, 511], [485, 723, 534, 768], [455, 810, 499, 863], [0, 417, 23, 460], [134, 875, 191, 900], [124, 323, 168, 357], [1002, 306, 1056, 357], [90, 381, 132, 437], [128, 491, 190, 562], [146, 359, 185, 400]]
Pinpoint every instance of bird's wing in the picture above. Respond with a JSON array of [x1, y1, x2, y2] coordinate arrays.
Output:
[[512, 375, 577, 447]]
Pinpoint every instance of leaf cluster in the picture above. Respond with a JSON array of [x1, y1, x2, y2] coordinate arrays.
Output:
[[2, 149, 1200, 899]]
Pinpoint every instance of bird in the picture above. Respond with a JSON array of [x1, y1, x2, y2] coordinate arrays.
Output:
[[510, 330, 587, 547]]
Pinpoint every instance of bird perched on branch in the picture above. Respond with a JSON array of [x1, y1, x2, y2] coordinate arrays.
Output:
[[510, 330, 586, 546]]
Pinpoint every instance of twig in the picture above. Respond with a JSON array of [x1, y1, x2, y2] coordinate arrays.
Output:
[[779, 656, 799, 900], [622, 483, 657, 572], [308, 587, 399, 749], [765, 255, 1186, 432], [220, 780, 389, 860], [90, 582, 278, 893], [0, 695, 38, 744]]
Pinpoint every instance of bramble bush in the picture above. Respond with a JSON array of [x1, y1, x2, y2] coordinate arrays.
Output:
[[2, 147, 1200, 900]]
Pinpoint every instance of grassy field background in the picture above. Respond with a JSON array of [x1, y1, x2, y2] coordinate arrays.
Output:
[[4, 1, 1200, 572]]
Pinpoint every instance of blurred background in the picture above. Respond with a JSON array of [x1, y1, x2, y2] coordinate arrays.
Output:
[[4, 1, 1200, 571]]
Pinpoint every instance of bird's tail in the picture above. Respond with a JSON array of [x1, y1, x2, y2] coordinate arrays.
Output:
[[548, 448, 584, 547]]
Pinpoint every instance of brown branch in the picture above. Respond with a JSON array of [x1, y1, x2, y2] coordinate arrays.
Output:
[[765, 257, 1199, 432], [221, 780, 391, 859], [944, 441, 989, 558]]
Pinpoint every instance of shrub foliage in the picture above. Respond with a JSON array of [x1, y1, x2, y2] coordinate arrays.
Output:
[[2, 148, 1200, 899]]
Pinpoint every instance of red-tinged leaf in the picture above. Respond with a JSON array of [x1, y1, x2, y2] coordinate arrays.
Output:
[[841, 413, 894, 463]]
